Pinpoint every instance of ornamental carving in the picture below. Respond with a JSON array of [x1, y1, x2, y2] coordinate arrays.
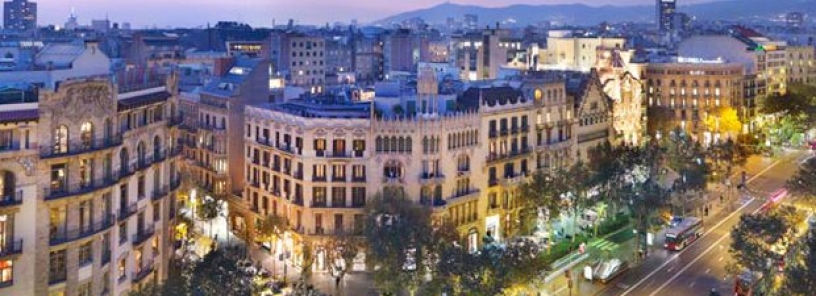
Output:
[[17, 156, 35, 176]]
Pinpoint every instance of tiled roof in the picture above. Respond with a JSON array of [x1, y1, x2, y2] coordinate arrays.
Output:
[[35, 44, 84, 68], [118, 91, 171, 111]]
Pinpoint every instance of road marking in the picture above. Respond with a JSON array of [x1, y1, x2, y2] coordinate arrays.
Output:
[[690, 282, 696, 288], [620, 197, 757, 296], [705, 268, 710, 274], [718, 257, 724, 262], [649, 233, 731, 296], [620, 157, 786, 296]]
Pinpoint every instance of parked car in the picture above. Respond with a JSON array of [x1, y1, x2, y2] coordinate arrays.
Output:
[[591, 258, 629, 284]]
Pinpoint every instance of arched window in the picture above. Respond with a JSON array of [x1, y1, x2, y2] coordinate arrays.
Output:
[[390, 137, 397, 153], [433, 185, 443, 202], [120, 148, 130, 173], [375, 137, 382, 152], [153, 136, 162, 159], [458, 154, 470, 172], [382, 136, 390, 152], [405, 137, 412, 153], [398, 137, 405, 153], [104, 118, 113, 140], [80, 122, 93, 149], [137, 142, 146, 166], [0, 170, 15, 200], [53, 125, 69, 154]]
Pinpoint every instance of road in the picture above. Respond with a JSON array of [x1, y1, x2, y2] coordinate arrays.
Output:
[[592, 149, 811, 296]]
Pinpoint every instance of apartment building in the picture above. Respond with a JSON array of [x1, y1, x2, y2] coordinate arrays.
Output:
[[786, 45, 816, 85], [644, 60, 744, 143], [0, 46, 181, 296], [233, 69, 613, 271]]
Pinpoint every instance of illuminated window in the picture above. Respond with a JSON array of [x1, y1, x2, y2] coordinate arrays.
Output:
[[0, 260, 11, 286]]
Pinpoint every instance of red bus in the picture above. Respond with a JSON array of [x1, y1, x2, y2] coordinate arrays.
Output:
[[664, 217, 703, 251]]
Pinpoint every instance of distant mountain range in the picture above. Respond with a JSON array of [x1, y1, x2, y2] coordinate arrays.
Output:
[[375, 0, 816, 27]]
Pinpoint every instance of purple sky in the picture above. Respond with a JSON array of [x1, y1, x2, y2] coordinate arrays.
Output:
[[37, 0, 718, 28]]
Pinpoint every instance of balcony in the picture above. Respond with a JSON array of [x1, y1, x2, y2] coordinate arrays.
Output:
[[488, 178, 499, 187], [321, 151, 352, 160], [49, 214, 115, 246], [152, 186, 170, 201], [40, 135, 123, 159], [419, 173, 445, 185], [351, 176, 366, 183], [449, 189, 480, 203], [43, 174, 123, 202], [132, 260, 155, 283], [0, 190, 23, 208], [0, 239, 22, 258], [485, 146, 532, 164], [200, 124, 226, 132], [332, 176, 346, 182], [0, 142, 23, 153], [502, 172, 528, 186], [383, 176, 404, 185], [170, 177, 181, 191], [312, 176, 327, 182], [276, 143, 300, 155], [169, 145, 182, 157], [119, 204, 138, 221], [293, 171, 303, 180], [420, 198, 447, 208], [167, 115, 183, 127], [132, 225, 156, 246], [101, 250, 111, 265]]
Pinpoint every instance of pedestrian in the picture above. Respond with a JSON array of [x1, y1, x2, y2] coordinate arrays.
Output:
[[719, 195, 723, 204]]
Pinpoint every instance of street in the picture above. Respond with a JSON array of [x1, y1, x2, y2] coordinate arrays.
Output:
[[590, 149, 811, 296]]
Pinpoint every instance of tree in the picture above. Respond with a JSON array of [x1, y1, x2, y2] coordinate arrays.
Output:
[[197, 197, 219, 238], [647, 106, 677, 138], [190, 246, 257, 296], [788, 157, 816, 204], [759, 84, 816, 144], [363, 187, 435, 295], [518, 170, 569, 241], [256, 213, 289, 250], [729, 209, 795, 273], [325, 232, 361, 295], [781, 228, 816, 295], [429, 238, 548, 295], [703, 106, 742, 138]]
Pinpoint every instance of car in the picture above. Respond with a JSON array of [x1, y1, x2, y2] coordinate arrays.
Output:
[[591, 258, 629, 284]]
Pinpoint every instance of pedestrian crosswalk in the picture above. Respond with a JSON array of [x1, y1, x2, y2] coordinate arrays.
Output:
[[588, 238, 619, 252]]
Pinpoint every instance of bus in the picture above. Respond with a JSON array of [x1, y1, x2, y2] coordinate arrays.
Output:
[[664, 217, 703, 251]]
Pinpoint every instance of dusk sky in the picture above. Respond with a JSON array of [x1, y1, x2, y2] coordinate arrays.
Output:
[[37, 0, 720, 28]]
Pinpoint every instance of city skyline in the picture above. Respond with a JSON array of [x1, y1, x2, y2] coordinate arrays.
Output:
[[33, 0, 721, 29]]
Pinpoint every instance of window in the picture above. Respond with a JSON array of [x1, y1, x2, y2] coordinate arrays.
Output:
[[118, 258, 126, 281], [79, 242, 92, 266], [332, 187, 346, 207], [315, 139, 326, 156], [79, 200, 92, 233], [313, 187, 327, 206], [119, 223, 127, 244], [0, 130, 12, 151], [50, 164, 67, 193], [352, 165, 365, 181], [0, 260, 11, 286], [353, 140, 365, 157], [332, 165, 345, 181], [1, 171, 15, 202], [53, 125, 68, 154], [137, 176, 145, 199], [77, 282, 91, 296], [352, 187, 366, 207], [49, 250, 66, 283], [80, 122, 93, 149], [313, 165, 326, 180], [153, 202, 160, 222]]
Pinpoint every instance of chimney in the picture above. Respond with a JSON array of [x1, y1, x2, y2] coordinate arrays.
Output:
[[213, 57, 235, 76]]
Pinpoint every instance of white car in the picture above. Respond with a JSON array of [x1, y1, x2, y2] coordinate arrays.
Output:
[[591, 258, 629, 284]]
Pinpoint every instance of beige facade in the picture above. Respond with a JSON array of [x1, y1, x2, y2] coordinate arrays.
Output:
[[0, 76, 181, 296], [537, 36, 626, 72], [645, 62, 745, 142], [231, 71, 613, 271], [786, 46, 816, 85], [287, 36, 326, 91]]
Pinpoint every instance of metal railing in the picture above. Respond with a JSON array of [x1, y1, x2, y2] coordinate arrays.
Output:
[[118, 204, 138, 221], [132, 225, 155, 245], [40, 135, 123, 159], [132, 260, 154, 283], [0, 190, 23, 207], [49, 214, 115, 246], [0, 239, 22, 258]]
